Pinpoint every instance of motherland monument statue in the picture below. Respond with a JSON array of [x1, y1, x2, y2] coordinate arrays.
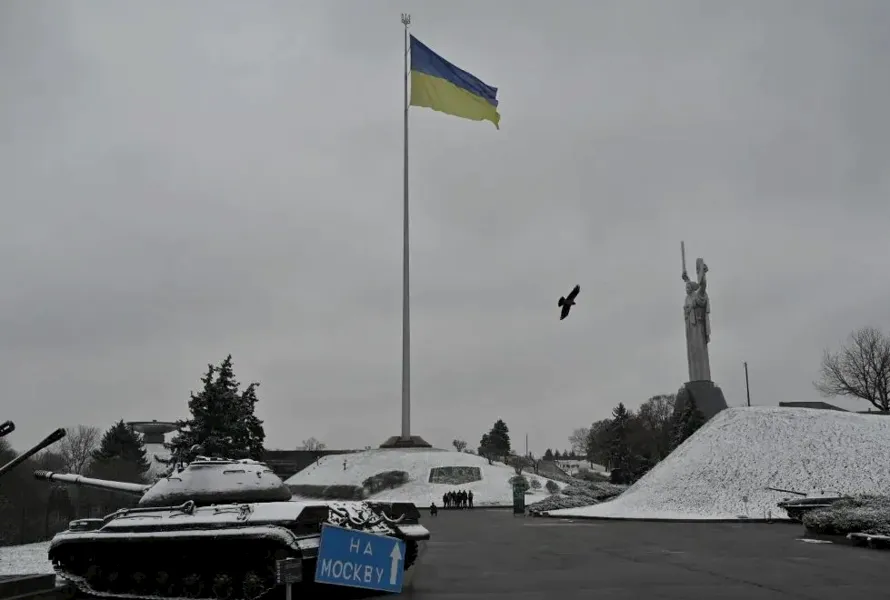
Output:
[[674, 241, 728, 420]]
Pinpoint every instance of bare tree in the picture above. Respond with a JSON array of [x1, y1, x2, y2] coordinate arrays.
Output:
[[299, 437, 326, 451], [58, 425, 100, 474], [584, 420, 612, 466], [568, 427, 589, 456], [814, 326, 890, 412], [452, 439, 467, 453], [635, 394, 676, 461]]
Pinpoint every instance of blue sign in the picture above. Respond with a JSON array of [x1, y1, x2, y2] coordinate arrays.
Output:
[[314, 524, 407, 593]]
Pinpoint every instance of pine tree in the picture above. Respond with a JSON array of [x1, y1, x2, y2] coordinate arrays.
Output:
[[553, 449, 561, 459], [543, 448, 554, 461], [90, 419, 150, 482], [670, 395, 706, 450], [486, 419, 511, 459], [607, 403, 633, 482], [169, 355, 266, 461]]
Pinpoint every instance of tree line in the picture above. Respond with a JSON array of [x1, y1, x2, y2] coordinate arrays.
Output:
[[566, 393, 706, 485]]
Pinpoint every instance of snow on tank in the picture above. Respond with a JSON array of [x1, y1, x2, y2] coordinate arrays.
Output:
[[34, 455, 294, 506], [32, 454, 431, 599]]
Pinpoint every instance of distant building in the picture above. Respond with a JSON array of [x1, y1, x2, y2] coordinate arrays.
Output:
[[263, 449, 360, 480], [778, 402, 890, 415], [553, 459, 607, 476], [778, 402, 847, 411]]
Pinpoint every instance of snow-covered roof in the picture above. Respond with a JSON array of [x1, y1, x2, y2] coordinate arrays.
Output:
[[285, 448, 562, 507], [550, 407, 890, 520]]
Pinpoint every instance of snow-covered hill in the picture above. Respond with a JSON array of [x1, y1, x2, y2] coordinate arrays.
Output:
[[550, 407, 890, 520], [0, 542, 52, 576], [285, 448, 562, 507]]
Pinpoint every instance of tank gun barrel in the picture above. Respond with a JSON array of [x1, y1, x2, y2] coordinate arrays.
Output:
[[765, 486, 807, 496], [0, 421, 14, 438], [0, 427, 66, 479], [33, 470, 150, 496]]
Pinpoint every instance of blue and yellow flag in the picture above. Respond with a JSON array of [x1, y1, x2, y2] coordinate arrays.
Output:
[[409, 35, 500, 129]]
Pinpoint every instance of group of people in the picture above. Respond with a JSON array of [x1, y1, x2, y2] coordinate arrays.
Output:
[[444, 489, 473, 509], [429, 489, 474, 516], [430, 490, 473, 516]]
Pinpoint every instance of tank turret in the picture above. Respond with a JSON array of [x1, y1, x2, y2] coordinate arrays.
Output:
[[35, 456, 293, 506], [0, 426, 66, 480], [33, 454, 430, 599]]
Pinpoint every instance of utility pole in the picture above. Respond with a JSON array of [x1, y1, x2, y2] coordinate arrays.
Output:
[[525, 433, 529, 457], [744, 361, 751, 407]]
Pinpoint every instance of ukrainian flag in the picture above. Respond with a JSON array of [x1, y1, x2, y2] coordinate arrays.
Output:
[[409, 35, 500, 129]]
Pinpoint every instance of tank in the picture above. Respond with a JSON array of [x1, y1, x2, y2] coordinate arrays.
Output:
[[34, 455, 430, 599], [0, 425, 66, 480], [767, 486, 850, 522]]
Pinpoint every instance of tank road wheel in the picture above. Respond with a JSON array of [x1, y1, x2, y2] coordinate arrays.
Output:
[[242, 572, 264, 600], [212, 574, 234, 600], [155, 571, 173, 596], [182, 573, 204, 598]]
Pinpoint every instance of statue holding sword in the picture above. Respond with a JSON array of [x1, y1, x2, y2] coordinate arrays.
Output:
[[681, 241, 711, 382]]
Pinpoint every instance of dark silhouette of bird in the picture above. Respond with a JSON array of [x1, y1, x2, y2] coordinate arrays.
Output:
[[558, 284, 581, 320]]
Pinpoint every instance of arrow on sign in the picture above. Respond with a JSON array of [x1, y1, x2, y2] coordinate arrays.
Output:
[[389, 542, 403, 585]]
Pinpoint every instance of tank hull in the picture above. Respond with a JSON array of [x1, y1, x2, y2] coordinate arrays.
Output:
[[777, 496, 849, 522], [47, 500, 429, 600]]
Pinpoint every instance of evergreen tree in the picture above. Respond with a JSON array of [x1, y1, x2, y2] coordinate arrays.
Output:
[[543, 448, 554, 461], [90, 419, 150, 481], [607, 403, 634, 482], [169, 355, 266, 461], [670, 395, 706, 450], [553, 449, 561, 459], [485, 419, 511, 459]]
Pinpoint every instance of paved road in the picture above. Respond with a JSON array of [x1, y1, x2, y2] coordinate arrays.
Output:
[[394, 509, 890, 599]]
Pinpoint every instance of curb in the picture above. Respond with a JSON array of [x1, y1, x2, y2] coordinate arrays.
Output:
[[542, 513, 794, 524]]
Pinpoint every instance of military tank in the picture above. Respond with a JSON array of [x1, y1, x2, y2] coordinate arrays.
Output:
[[34, 455, 430, 599], [767, 486, 850, 522], [0, 424, 66, 480]]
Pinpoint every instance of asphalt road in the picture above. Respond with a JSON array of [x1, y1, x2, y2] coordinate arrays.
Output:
[[393, 509, 890, 599]]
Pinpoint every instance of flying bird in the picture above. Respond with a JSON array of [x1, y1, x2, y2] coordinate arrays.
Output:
[[558, 284, 581, 320]]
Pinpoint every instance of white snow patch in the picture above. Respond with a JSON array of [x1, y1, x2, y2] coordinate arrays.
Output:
[[550, 407, 890, 520], [0, 542, 52, 576], [285, 448, 562, 507]]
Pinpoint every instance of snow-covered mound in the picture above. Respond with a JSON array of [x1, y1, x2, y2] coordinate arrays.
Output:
[[285, 448, 562, 507], [527, 481, 626, 514], [550, 407, 890, 521], [0, 542, 52, 576]]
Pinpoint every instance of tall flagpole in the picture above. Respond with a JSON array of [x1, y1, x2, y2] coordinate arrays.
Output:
[[400, 13, 411, 441]]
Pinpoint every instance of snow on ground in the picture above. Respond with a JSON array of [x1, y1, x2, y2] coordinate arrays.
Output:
[[0, 542, 52, 576], [550, 407, 890, 521], [285, 448, 562, 507]]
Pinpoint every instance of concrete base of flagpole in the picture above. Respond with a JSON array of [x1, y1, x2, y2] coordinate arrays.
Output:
[[379, 435, 433, 449]]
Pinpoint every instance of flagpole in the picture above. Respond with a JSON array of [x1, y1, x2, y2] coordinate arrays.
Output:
[[400, 13, 411, 441]]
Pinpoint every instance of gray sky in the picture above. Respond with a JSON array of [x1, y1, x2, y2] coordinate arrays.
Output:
[[2, 1, 889, 456]]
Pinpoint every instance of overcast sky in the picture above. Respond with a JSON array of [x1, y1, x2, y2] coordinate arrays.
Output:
[[2, 1, 889, 456]]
